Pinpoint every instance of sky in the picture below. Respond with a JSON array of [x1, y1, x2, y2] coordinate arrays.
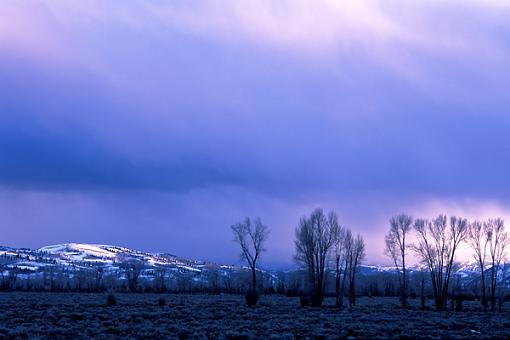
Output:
[[1, 0, 510, 268]]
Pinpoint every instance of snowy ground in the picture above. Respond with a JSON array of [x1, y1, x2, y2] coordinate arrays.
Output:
[[0, 293, 509, 339]]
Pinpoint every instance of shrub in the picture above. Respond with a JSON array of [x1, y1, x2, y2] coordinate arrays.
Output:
[[106, 292, 117, 306], [300, 296, 310, 307], [300, 293, 323, 307], [309, 293, 324, 307], [454, 294, 465, 312], [245, 290, 259, 306]]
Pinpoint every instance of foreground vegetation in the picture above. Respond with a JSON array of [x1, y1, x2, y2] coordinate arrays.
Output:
[[0, 293, 509, 339]]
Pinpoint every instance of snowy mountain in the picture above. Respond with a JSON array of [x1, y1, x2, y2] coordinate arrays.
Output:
[[0, 243, 231, 276], [37, 243, 206, 272]]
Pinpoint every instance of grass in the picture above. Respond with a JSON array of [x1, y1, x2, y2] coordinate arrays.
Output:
[[0, 293, 509, 339]]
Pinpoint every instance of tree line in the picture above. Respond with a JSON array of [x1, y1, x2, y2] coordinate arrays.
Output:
[[385, 213, 509, 312], [233, 210, 510, 311]]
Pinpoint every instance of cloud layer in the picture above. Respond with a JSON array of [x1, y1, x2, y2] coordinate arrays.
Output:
[[1, 0, 510, 266]]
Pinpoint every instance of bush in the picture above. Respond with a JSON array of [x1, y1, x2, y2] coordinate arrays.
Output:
[[300, 296, 310, 307], [455, 299, 462, 311], [300, 293, 323, 307], [158, 296, 166, 307], [245, 290, 259, 306], [106, 292, 117, 306], [454, 294, 465, 312], [309, 293, 324, 307]]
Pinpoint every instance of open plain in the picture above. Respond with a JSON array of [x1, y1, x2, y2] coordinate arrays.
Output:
[[0, 293, 509, 339]]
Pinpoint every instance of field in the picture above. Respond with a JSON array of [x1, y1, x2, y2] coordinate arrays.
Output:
[[0, 293, 509, 339]]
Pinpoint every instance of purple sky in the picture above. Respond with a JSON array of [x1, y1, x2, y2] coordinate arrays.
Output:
[[1, 1, 510, 268]]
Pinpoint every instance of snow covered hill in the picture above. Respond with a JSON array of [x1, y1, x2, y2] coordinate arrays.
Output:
[[36, 243, 205, 272], [0, 243, 224, 276]]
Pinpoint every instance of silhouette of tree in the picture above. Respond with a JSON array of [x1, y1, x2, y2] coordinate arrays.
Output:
[[413, 215, 467, 310], [294, 208, 336, 307], [231, 217, 269, 292], [385, 214, 413, 308]]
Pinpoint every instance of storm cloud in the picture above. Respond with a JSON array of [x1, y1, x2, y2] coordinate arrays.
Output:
[[1, 0, 510, 266]]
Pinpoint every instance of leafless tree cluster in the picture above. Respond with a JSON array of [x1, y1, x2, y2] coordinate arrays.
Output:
[[294, 209, 336, 306], [413, 215, 468, 311], [345, 231, 366, 307], [386, 213, 510, 312], [467, 220, 490, 312], [468, 218, 510, 312], [294, 208, 365, 307], [118, 259, 144, 292]]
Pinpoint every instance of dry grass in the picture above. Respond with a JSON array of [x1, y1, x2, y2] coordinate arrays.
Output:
[[0, 293, 509, 339]]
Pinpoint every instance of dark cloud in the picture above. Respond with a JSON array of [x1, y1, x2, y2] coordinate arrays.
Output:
[[1, 1, 510, 266], [1, 53, 509, 201]]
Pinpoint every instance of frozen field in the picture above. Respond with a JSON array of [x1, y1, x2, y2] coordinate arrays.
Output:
[[0, 293, 509, 339]]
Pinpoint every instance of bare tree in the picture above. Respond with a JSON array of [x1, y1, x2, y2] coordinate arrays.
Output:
[[231, 217, 269, 292], [486, 218, 509, 312], [153, 267, 167, 293], [339, 229, 353, 307], [413, 215, 467, 310], [93, 267, 104, 292], [346, 233, 365, 307], [294, 208, 336, 307], [467, 220, 489, 312], [331, 214, 346, 307], [119, 259, 143, 292], [385, 214, 413, 308]]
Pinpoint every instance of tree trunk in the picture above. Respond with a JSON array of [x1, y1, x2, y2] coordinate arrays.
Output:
[[339, 258, 349, 308], [420, 275, 426, 309], [481, 268, 487, 312], [251, 265, 256, 291], [490, 266, 496, 312], [402, 254, 407, 308], [349, 271, 356, 307], [335, 257, 341, 307]]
